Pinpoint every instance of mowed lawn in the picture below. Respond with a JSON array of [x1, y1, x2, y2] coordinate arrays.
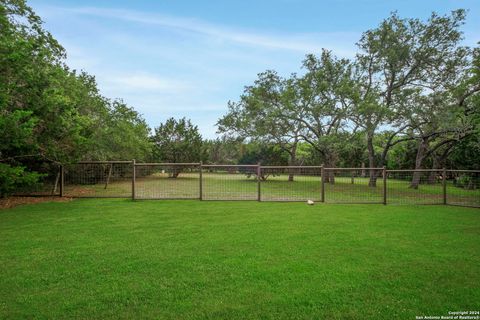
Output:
[[1, 200, 479, 319]]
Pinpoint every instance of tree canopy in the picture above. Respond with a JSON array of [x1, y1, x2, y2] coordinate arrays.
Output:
[[0, 0, 151, 195], [219, 10, 479, 186]]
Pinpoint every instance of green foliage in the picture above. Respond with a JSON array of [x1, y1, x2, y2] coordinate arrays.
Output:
[[203, 137, 244, 164], [238, 143, 288, 166], [94, 100, 152, 161], [217, 70, 304, 167], [219, 50, 356, 168], [151, 118, 204, 178], [0, 0, 152, 195], [448, 135, 480, 170], [0, 110, 37, 154], [235, 143, 288, 180], [152, 117, 204, 168], [353, 9, 471, 176], [0, 163, 42, 197], [218, 10, 479, 176], [454, 174, 479, 190]]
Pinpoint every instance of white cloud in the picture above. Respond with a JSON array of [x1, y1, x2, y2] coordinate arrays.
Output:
[[105, 73, 190, 92], [33, 4, 359, 138], [46, 6, 358, 57]]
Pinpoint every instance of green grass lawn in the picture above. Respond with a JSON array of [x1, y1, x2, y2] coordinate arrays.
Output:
[[1, 199, 479, 319]]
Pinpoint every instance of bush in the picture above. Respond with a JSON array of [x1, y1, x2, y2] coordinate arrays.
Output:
[[454, 174, 478, 190], [0, 164, 44, 197]]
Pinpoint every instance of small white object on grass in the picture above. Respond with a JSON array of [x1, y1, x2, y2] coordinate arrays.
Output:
[[307, 200, 315, 205]]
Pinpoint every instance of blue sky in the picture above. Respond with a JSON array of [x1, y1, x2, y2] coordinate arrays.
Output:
[[30, 0, 480, 138]]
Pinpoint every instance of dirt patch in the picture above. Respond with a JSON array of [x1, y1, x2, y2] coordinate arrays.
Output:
[[0, 196, 73, 210]]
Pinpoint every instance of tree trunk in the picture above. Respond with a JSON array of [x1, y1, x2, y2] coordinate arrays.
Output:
[[287, 142, 298, 182], [410, 138, 428, 189], [52, 171, 60, 195], [328, 166, 335, 184], [169, 166, 182, 178], [324, 172, 330, 183], [466, 179, 475, 190], [427, 156, 439, 184], [367, 133, 376, 187], [104, 164, 113, 189], [325, 153, 336, 184], [428, 144, 454, 184]]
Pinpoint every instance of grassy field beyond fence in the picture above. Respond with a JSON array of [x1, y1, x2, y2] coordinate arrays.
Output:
[[60, 171, 480, 207]]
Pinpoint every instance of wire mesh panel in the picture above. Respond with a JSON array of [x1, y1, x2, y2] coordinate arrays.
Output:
[[386, 170, 444, 205], [202, 165, 258, 200], [135, 163, 200, 199], [64, 161, 133, 198], [15, 160, 480, 207], [13, 162, 61, 196], [324, 168, 384, 203], [260, 166, 322, 201], [446, 170, 480, 207]]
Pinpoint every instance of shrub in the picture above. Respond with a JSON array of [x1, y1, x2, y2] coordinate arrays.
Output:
[[0, 164, 44, 197], [454, 174, 478, 190]]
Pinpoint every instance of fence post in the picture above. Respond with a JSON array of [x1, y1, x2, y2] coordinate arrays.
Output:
[[321, 165, 325, 203], [199, 161, 203, 200], [257, 163, 261, 202], [132, 159, 136, 200], [59, 164, 64, 197], [383, 166, 387, 205], [443, 168, 447, 205]]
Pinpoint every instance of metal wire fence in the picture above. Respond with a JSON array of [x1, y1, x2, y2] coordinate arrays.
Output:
[[201, 165, 258, 200], [64, 161, 133, 198], [134, 163, 200, 199], [386, 170, 444, 205], [13, 161, 480, 208], [446, 170, 480, 207], [323, 168, 385, 204], [259, 166, 322, 201], [13, 162, 62, 196]]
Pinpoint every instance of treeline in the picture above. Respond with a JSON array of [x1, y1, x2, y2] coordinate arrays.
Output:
[[1, 1, 479, 196], [0, 1, 151, 195], [217, 10, 480, 187], [154, 11, 480, 179]]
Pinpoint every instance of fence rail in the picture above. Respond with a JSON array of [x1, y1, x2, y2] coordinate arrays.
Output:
[[13, 161, 480, 208]]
